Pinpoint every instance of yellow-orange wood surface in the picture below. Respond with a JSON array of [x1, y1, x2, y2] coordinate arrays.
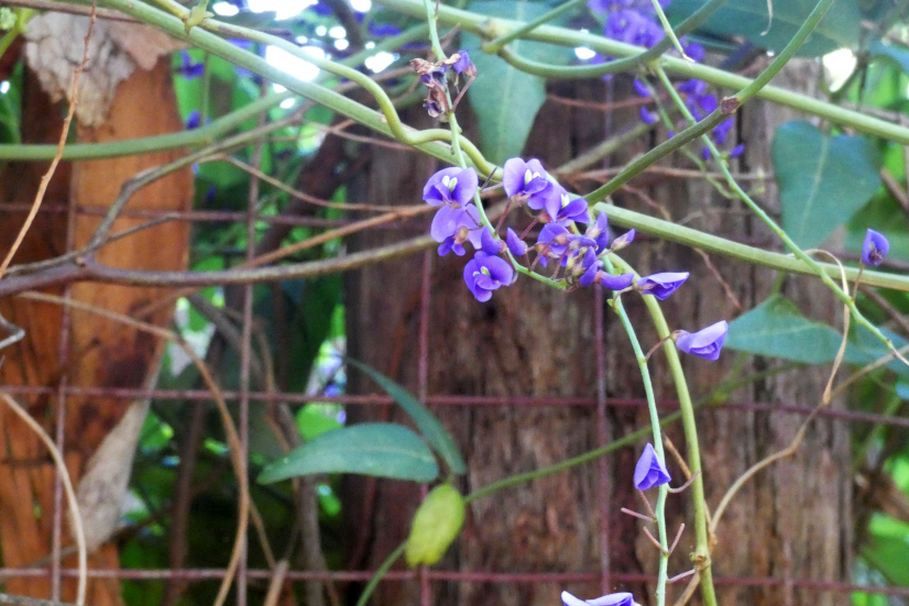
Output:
[[0, 56, 192, 604]]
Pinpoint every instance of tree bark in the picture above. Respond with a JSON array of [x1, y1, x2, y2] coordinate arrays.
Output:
[[0, 51, 192, 604], [344, 64, 849, 606]]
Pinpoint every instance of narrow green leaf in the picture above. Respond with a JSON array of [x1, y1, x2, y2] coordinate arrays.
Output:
[[258, 423, 439, 483], [726, 294, 842, 364], [772, 121, 880, 249], [463, 1, 564, 163], [668, 0, 860, 57], [347, 358, 467, 475]]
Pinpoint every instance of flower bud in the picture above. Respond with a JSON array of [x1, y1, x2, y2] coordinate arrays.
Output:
[[405, 484, 466, 567]]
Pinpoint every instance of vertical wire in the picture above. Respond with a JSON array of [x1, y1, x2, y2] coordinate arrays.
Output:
[[417, 250, 433, 606]]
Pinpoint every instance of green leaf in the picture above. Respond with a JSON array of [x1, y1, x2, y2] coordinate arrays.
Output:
[[258, 423, 439, 483], [772, 121, 880, 249], [726, 294, 842, 364], [668, 0, 860, 57], [862, 515, 909, 586], [463, 1, 558, 163], [346, 359, 466, 475]]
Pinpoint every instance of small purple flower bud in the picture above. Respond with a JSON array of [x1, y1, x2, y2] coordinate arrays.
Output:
[[611, 229, 635, 251], [586, 212, 610, 250], [588, 592, 638, 606], [674, 320, 729, 361], [632, 77, 651, 98], [633, 442, 671, 490], [729, 143, 746, 158], [463, 252, 515, 302], [185, 110, 201, 130], [861, 228, 889, 267], [480, 228, 504, 255], [505, 228, 528, 257], [177, 50, 204, 79], [423, 167, 478, 207], [423, 98, 443, 118], [635, 271, 689, 300], [579, 260, 601, 287], [562, 590, 638, 606], [639, 106, 658, 125], [599, 272, 635, 291]]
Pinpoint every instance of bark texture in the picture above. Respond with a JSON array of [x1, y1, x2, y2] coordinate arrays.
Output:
[[0, 54, 192, 604], [344, 58, 850, 606]]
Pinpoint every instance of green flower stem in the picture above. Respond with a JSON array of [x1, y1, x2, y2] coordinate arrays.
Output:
[[373, 0, 909, 145], [466, 411, 683, 504], [354, 541, 407, 606], [491, 0, 725, 78], [650, 27, 903, 361], [0, 90, 290, 160], [609, 255, 717, 606], [594, 203, 909, 292], [650, 0, 689, 60], [603, 259, 670, 606], [481, 0, 586, 54]]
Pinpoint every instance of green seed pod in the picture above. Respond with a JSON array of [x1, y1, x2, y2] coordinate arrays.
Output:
[[404, 483, 465, 567]]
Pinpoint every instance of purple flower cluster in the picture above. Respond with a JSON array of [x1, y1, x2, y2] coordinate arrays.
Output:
[[422, 158, 688, 303], [420, 158, 731, 362], [587, 0, 742, 158]]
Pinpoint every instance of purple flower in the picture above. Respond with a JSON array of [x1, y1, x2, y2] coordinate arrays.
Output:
[[675, 320, 728, 361], [431, 205, 482, 256], [544, 188, 589, 225], [502, 157, 557, 209], [562, 590, 638, 606], [537, 223, 571, 258], [177, 50, 204, 79], [505, 228, 528, 257], [633, 442, 671, 490], [861, 228, 889, 267], [423, 167, 478, 207], [463, 252, 515, 302], [450, 50, 476, 76], [635, 271, 689, 300]]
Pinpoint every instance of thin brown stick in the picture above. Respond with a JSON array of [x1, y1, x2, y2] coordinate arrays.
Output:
[[262, 560, 289, 606], [0, 394, 87, 606], [0, 1, 97, 279]]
